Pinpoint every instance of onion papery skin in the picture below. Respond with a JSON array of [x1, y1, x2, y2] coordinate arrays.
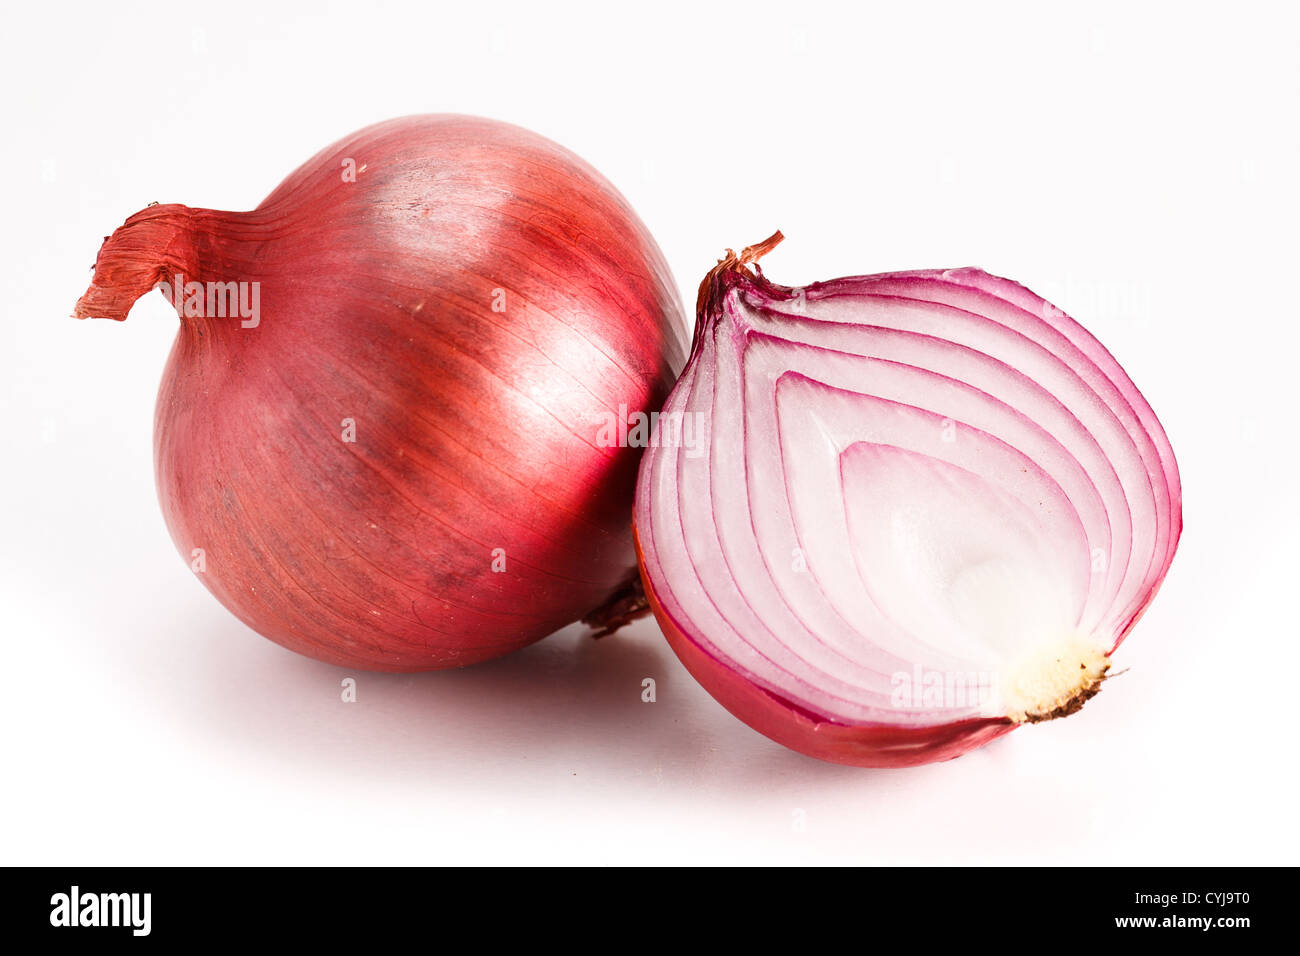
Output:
[[633, 236, 1181, 768], [76, 115, 687, 671]]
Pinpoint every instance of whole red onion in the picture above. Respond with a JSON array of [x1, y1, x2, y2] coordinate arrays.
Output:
[[634, 233, 1181, 767], [76, 115, 687, 671]]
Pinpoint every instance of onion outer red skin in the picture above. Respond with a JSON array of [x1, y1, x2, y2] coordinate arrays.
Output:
[[76, 115, 687, 672], [635, 527, 1016, 768]]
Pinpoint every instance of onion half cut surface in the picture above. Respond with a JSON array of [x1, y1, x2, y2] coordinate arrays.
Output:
[[633, 234, 1181, 767]]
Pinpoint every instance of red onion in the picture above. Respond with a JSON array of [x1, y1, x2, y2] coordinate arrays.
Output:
[[75, 115, 687, 671], [634, 233, 1181, 767]]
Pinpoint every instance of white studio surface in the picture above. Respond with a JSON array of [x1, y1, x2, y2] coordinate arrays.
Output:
[[2, 0, 1296, 865]]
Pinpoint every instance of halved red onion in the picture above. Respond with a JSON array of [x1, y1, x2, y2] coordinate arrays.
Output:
[[633, 233, 1181, 767]]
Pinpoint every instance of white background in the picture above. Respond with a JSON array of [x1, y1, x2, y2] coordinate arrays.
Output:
[[2, 0, 1296, 865]]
